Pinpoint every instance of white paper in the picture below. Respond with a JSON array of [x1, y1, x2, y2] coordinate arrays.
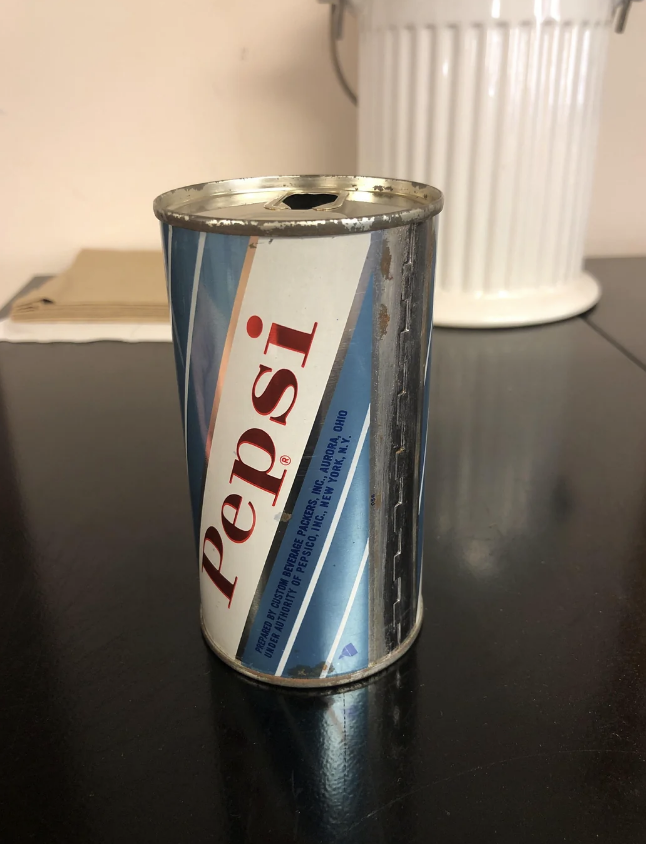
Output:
[[0, 318, 172, 344]]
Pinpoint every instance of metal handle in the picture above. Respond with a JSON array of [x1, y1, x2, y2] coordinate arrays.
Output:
[[320, 0, 640, 104], [615, 0, 643, 32], [318, 0, 357, 106]]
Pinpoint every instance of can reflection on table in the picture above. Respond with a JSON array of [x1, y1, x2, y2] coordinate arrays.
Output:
[[210, 654, 422, 841], [153, 175, 442, 687]]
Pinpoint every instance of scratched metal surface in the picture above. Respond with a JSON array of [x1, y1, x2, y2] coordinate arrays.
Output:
[[2, 259, 646, 843]]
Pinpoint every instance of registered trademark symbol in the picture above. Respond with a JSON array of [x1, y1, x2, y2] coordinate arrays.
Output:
[[280, 455, 291, 466]]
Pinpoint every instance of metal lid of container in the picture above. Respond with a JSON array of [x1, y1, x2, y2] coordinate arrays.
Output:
[[153, 175, 443, 237]]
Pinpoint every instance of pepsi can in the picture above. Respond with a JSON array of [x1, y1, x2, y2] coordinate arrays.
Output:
[[154, 175, 442, 687]]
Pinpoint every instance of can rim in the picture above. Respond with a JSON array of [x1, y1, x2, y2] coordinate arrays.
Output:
[[153, 174, 443, 237]]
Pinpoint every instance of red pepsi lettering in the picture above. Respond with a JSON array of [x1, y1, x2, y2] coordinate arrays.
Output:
[[202, 525, 237, 605], [204, 314, 316, 609], [264, 321, 317, 367], [252, 364, 299, 425], [230, 428, 286, 505], [221, 493, 256, 543]]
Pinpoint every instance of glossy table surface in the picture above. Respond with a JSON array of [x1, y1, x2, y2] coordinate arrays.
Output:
[[1, 258, 646, 843]]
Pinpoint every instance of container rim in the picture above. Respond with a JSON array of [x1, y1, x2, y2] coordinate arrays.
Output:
[[153, 174, 443, 237]]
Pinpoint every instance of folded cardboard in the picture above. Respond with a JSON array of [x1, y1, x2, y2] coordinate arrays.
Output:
[[11, 250, 169, 323]]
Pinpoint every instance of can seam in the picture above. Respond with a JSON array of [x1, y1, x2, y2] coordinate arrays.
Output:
[[200, 600, 424, 689]]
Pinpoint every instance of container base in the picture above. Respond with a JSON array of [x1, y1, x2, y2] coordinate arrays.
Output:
[[433, 272, 601, 329], [200, 603, 424, 689]]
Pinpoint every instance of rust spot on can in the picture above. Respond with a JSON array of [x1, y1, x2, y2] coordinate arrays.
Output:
[[378, 304, 390, 338], [380, 244, 392, 280], [286, 661, 329, 679]]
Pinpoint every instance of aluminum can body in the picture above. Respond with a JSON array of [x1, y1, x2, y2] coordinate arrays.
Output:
[[154, 175, 442, 687]]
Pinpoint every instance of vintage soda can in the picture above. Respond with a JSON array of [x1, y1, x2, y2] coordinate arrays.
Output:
[[154, 175, 443, 687]]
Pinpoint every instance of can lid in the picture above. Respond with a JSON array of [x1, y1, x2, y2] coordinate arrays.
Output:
[[153, 175, 443, 237]]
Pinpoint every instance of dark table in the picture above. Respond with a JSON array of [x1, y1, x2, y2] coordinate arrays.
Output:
[[1, 258, 646, 844]]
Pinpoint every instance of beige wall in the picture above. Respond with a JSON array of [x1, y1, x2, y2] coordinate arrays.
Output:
[[588, 4, 646, 255], [0, 0, 643, 303]]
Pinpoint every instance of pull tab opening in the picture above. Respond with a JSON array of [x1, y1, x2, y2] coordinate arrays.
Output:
[[281, 192, 339, 211]]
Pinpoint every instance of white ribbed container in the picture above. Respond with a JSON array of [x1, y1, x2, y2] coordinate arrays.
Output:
[[355, 0, 616, 327]]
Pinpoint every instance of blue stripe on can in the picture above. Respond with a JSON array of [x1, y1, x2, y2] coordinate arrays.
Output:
[[168, 227, 201, 422], [240, 273, 373, 678], [166, 227, 250, 540], [324, 547, 369, 674], [161, 223, 185, 411], [282, 439, 370, 678], [160, 222, 171, 286]]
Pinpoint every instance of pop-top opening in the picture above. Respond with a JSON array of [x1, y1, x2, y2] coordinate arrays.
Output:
[[281, 192, 339, 211]]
